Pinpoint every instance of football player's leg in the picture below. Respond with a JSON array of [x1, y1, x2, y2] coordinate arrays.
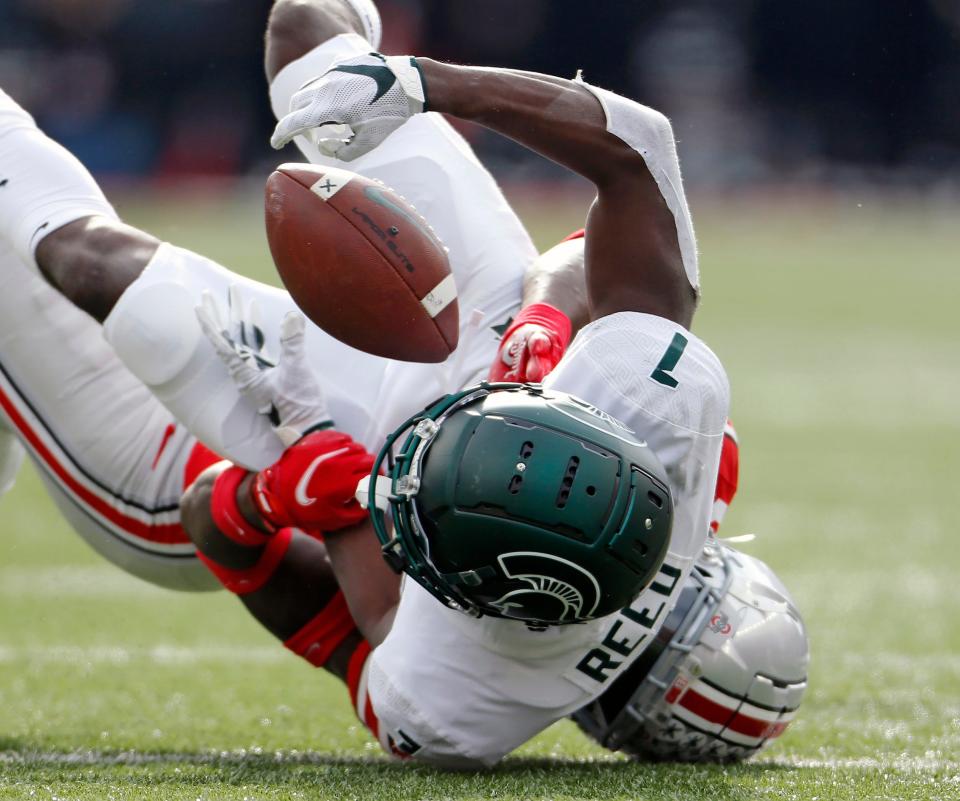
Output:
[[40, 218, 381, 474], [101, 242, 388, 468], [266, 0, 382, 79], [0, 242, 216, 589], [0, 88, 383, 469], [0, 89, 117, 274], [0, 87, 147, 318]]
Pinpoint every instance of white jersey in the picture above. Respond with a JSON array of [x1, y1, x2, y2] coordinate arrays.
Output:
[[365, 312, 730, 767]]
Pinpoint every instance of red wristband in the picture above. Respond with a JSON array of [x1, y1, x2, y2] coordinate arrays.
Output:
[[250, 470, 282, 533], [211, 466, 272, 546], [502, 302, 572, 352], [284, 591, 358, 668], [196, 527, 293, 595], [346, 640, 374, 711]]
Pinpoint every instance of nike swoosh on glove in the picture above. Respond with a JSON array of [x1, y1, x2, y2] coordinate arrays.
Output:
[[489, 303, 572, 383], [271, 52, 427, 161], [252, 430, 375, 533]]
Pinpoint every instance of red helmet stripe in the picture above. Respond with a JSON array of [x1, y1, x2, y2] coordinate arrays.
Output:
[[679, 687, 792, 740]]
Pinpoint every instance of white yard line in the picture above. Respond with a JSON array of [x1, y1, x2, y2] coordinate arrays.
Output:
[[5, 643, 958, 672], [756, 754, 960, 773], [0, 565, 172, 597], [0, 749, 364, 766], [0, 644, 287, 665], [0, 749, 957, 773]]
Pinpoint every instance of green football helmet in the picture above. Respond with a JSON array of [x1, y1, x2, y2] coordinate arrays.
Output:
[[368, 383, 673, 625]]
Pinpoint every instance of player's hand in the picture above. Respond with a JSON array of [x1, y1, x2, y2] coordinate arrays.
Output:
[[489, 303, 573, 383], [197, 287, 330, 445], [252, 430, 374, 532], [270, 53, 427, 160]]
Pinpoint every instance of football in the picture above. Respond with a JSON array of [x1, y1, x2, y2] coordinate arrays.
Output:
[[264, 163, 459, 362]]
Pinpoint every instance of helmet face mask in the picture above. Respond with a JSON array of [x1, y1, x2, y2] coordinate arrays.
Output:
[[572, 542, 810, 762], [369, 383, 674, 625]]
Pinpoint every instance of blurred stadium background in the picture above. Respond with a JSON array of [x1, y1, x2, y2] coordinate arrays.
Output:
[[1, 2, 959, 799], [3, 0, 959, 187]]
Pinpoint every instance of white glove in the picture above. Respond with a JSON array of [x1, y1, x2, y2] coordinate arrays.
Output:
[[196, 287, 331, 446], [271, 53, 426, 161]]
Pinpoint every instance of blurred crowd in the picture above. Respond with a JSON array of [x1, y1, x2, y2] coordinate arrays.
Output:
[[1, 0, 958, 189]]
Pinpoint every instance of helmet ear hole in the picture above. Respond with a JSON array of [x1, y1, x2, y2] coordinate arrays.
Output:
[[508, 475, 523, 495], [647, 490, 665, 509], [556, 456, 581, 508]]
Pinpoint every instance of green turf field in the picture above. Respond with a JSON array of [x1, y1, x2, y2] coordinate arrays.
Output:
[[0, 190, 957, 800]]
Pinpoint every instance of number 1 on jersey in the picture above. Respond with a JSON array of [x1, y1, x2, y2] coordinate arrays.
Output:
[[650, 333, 689, 388]]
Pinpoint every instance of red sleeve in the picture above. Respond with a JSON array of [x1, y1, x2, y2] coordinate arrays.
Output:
[[710, 420, 739, 533], [714, 424, 739, 506], [182, 441, 224, 491]]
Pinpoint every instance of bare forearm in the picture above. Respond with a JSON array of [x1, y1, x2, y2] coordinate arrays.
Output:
[[324, 521, 400, 647], [183, 468, 398, 646], [418, 60, 632, 188], [180, 468, 337, 638]]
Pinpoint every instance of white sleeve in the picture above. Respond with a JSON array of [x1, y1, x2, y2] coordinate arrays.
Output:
[[575, 80, 699, 293], [269, 34, 373, 144]]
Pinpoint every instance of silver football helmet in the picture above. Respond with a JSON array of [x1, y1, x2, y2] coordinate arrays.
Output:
[[572, 540, 809, 762]]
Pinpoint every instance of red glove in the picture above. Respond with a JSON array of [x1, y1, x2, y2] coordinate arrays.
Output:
[[251, 429, 374, 533], [489, 302, 572, 383]]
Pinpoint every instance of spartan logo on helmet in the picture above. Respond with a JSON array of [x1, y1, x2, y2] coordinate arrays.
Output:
[[489, 551, 602, 623]]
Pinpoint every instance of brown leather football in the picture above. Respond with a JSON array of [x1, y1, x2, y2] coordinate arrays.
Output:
[[265, 163, 458, 362]]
